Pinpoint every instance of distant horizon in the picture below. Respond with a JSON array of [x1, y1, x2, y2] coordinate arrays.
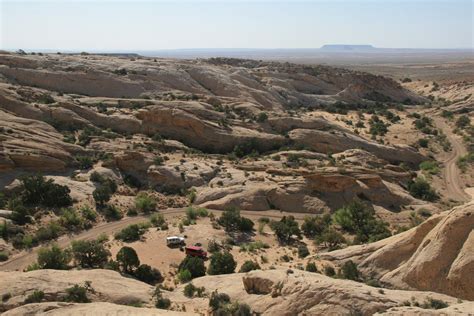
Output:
[[1, 0, 472, 51]]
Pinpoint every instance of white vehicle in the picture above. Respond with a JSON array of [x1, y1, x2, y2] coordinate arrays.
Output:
[[166, 236, 185, 246]]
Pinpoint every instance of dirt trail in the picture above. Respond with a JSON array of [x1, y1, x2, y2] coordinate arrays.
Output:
[[0, 208, 308, 271], [432, 117, 471, 202]]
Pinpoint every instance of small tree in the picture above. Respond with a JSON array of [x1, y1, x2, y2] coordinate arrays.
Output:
[[305, 262, 318, 273], [340, 260, 359, 281], [298, 244, 310, 258], [134, 264, 162, 285], [20, 175, 72, 208], [239, 260, 261, 273], [218, 206, 254, 232], [178, 256, 206, 279], [116, 246, 140, 274], [135, 193, 157, 213], [37, 244, 71, 270], [64, 284, 90, 303], [269, 216, 301, 244], [70, 239, 110, 268], [207, 251, 236, 275], [301, 215, 331, 238], [316, 227, 345, 250], [93, 186, 112, 206], [408, 177, 438, 202]]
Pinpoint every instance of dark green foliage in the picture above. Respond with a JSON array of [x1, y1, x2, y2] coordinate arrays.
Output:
[[422, 298, 449, 310], [183, 283, 205, 298], [456, 115, 470, 129], [101, 204, 123, 221], [340, 260, 359, 281], [333, 200, 390, 243], [269, 216, 301, 244], [155, 297, 171, 309], [207, 251, 236, 275], [75, 155, 94, 169], [418, 138, 429, 148], [369, 115, 388, 136], [408, 177, 438, 201], [324, 266, 336, 277], [116, 246, 140, 273], [135, 193, 157, 213], [37, 244, 71, 269], [9, 199, 32, 225], [70, 239, 110, 268], [178, 256, 206, 279], [239, 260, 260, 273], [297, 244, 309, 258], [316, 227, 346, 250], [218, 206, 254, 232], [59, 208, 84, 231], [301, 214, 331, 238], [232, 138, 259, 158], [35, 222, 63, 242], [64, 284, 90, 303], [209, 291, 252, 316], [93, 186, 112, 206], [114, 223, 149, 242], [20, 175, 72, 208], [305, 262, 318, 273], [134, 264, 163, 285], [256, 112, 268, 122], [124, 174, 142, 188], [0, 251, 9, 262], [209, 291, 231, 311], [24, 290, 44, 303]]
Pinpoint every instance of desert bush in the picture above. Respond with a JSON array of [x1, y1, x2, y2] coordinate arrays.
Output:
[[422, 297, 449, 310], [35, 221, 63, 242], [301, 214, 331, 238], [9, 199, 32, 225], [218, 206, 254, 232], [0, 251, 9, 262], [207, 251, 236, 275], [178, 256, 206, 279], [305, 262, 318, 273], [324, 266, 336, 277], [135, 264, 163, 285], [316, 227, 345, 250], [116, 246, 140, 273], [269, 216, 301, 244], [80, 205, 97, 222], [114, 223, 150, 242], [256, 112, 268, 122], [455, 115, 470, 129], [70, 239, 110, 268], [239, 240, 269, 253], [177, 269, 192, 283], [135, 193, 157, 213], [24, 290, 44, 303], [419, 161, 440, 175], [37, 244, 71, 269], [64, 284, 90, 303], [183, 283, 205, 298], [239, 260, 261, 273], [59, 208, 84, 231], [408, 177, 438, 201], [150, 213, 167, 229], [93, 186, 112, 206], [340, 260, 359, 281], [101, 204, 123, 221], [333, 200, 390, 243], [297, 244, 310, 258], [75, 155, 94, 169], [418, 138, 429, 148], [20, 175, 72, 208]]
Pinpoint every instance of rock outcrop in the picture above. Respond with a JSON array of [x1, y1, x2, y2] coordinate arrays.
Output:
[[321, 201, 474, 300]]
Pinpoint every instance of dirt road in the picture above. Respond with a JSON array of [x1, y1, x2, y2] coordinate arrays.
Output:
[[0, 208, 309, 271], [433, 117, 470, 202]]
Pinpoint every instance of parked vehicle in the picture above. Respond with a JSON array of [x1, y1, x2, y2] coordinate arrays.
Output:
[[185, 246, 207, 259], [166, 236, 185, 247]]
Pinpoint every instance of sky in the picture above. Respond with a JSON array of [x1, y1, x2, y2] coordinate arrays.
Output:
[[1, 0, 472, 51]]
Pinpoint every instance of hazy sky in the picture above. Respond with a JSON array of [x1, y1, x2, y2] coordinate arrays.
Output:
[[1, 0, 472, 51]]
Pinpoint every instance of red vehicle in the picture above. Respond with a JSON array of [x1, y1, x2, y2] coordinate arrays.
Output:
[[185, 246, 207, 259]]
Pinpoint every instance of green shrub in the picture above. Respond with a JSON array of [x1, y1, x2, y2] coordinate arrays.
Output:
[[116, 246, 140, 273], [101, 204, 123, 221], [80, 205, 97, 222], [177, 269, 192, 283], [324, 266, 336, 277], [178, 256, 206, 279], [301, 214, 331, 238], [135, 193, 157, 213], [207, 251, 236, 275], [59, 208, 84, 231], [0, 251, 9, 262], [218, 206, 254, 232], [155, 297, 171, 309], [315, 227, 346, 250], [64, 284, 90, 303], [422, 297, 449, 310], [20, 175, 72, 208], [70, 239, 110, 268], [419, 161, 440, 175], [93, 186, 112, 206], [239, 240, 269, 253], [114, 223, 149, 242], [408, 177, 438, 201], [297, 244, 310, 258], [340, 260, 359, 281], [256, 112, 268, 122], [239, 260, 261, 273], [183, 283, 205, 298], [455, 115, 470, 129], [150, 213, 167, 229], [134, 264, 162, 285], [269, 216, 301, 244], [37, 244, 71, 269], [75, 155, 94, 169], [418, 138, 429, 148], [24, 290, 44, 303], [333, 200, 390, 243], [35, 221, 63, 242], [305, 262, 318, 273]]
